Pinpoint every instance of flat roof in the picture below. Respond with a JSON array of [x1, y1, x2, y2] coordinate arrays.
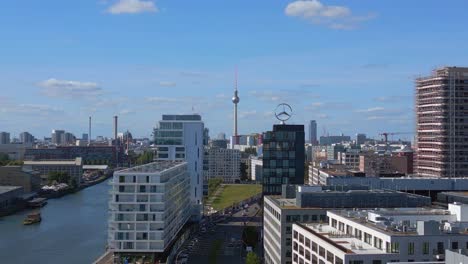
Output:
[[440, 192, 468, 198], [116, 161, 185, 174], [83, 165, 109, 170], [0, 186, 23, 194], [23, 157, 82, 166], [299, 223, 390, 255]]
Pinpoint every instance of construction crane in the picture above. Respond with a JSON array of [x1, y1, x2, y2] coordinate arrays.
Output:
[[379, 132, 413, 143]]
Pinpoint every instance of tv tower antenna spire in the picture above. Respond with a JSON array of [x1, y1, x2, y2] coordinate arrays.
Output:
[[232, 66, 240, 146]]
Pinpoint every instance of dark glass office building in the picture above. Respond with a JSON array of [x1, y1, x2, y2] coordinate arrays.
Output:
[[262, 124, 305, 195]]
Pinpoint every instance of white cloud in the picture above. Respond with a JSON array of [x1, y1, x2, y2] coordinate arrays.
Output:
[[285, 0, 375, 29], [119, 109, 135, 115], [0, 103, 63, 116], [355, 107, 385, 113], [158, 81, 176, 87], [107, 0, 158, 14], [147, 97, 178, 103], [38, 78, 102, 99]]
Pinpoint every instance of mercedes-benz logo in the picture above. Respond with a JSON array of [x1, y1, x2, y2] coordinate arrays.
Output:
[[275, 103, 293, 122]]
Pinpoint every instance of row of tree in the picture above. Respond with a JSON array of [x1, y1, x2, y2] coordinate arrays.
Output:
[[0, 152, 23, 166]]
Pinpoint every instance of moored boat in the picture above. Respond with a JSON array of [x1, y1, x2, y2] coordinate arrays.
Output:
[[23, 212, 42, 225]]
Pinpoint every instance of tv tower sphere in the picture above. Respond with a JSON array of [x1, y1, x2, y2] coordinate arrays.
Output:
[[232, 90, 240, 104]]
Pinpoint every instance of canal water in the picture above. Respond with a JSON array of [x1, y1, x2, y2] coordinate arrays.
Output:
[[0, 179, 110, 264]]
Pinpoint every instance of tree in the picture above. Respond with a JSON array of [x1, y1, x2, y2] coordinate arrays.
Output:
[[244, 147, 257, 156], [208, 178, 222, 196], [136, 151, 154, 165], [240, 162, 248, 181], [242, 226, 259, 248], [0, 152, 10, 166], [245, 252, 261, 264]]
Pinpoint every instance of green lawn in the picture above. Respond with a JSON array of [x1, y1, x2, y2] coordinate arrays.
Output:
[[211, 184, 261, 210]]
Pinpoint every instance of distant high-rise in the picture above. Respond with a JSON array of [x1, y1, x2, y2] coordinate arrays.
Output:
[[19, 132, 34, 144], [262, 124, 305, 195], [416, 67, 468, 177], [153, 114, 204, 219], [51, 130, 65, 145], [82, 133, 88, 141], [319, 135, 351, 145], [309, 120, 317, 145], [0, 132, 10, 145], [356, 133, 366, 145]]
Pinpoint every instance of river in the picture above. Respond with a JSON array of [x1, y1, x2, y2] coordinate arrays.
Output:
[[0, 179, 110, 264]]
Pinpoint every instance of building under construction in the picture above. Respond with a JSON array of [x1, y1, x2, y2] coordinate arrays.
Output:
[[415, 66, 468, 177]]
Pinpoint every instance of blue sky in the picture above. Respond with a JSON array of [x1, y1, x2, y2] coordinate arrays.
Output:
[[1, 0, 468, 141]]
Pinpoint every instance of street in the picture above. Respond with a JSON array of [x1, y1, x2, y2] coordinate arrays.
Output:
[[175, 202, 262, 264]]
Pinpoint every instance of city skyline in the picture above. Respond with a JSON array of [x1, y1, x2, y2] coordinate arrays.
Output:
[[2, 1, 468, 139]]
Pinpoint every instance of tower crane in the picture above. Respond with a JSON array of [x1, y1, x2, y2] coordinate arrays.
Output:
[[379, 132, 413, 143]]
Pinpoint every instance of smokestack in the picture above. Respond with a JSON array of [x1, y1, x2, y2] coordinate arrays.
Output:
[[114, 116, 118, 141], [88, 116, 91, 146]]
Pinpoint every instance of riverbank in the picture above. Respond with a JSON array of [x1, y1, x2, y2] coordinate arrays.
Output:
[[39, 173, 112, 200], [0, 173, 113, 217], [0, 179, 111, 264]]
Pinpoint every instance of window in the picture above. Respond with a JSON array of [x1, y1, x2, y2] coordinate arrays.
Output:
[[312, 241, 317, 253], [374, 237, 382, 249], [437, 242, 444, 254], [372, 261, 382, 264], [452, 241, 459, 250], [422, 242, 430, 255], [326, 251, 334, 263], [390, 242, 400, 253], [364, 233, 372, 245], [335, 257, 343, 264], [319, 246, 325, 257], [408, 242, 414, 255], [305, 238, 310, 247], [119, 176, 125, 183]]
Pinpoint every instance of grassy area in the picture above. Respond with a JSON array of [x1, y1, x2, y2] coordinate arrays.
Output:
[[209, 240, 223, 264], [211, 184, 261, 210]]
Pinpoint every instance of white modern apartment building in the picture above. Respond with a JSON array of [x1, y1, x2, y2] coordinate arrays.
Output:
[[263, 186, 431, 264], [154, 114, 204, 219], [203, 147, 240, 183], [292, 203, 468, 264], [108, 161, 190, 255], [250, 156, 263, 181]]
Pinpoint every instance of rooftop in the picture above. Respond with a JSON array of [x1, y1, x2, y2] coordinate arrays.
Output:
[[116, 161, 186, 174], [328, 205, 466, 236], [298, 223, 388, 255], [0, 186, 23, 194], [23, 157, 82, 166]]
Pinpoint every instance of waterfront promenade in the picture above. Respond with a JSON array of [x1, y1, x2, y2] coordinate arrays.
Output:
[[0, 179, 110, 263]]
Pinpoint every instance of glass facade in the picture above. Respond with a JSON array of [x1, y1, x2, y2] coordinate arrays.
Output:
[[262, 124, 305, 195]]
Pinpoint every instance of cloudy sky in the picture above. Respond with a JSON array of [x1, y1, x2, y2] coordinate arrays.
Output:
[[1, 0, 468, 140]]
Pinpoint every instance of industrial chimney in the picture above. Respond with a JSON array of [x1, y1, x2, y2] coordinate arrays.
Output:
[[88, 116, 92, 146], [114, 116, 118, 142]]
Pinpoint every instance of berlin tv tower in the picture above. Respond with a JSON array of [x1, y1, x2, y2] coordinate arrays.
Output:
[[232, 68, 240, 145]]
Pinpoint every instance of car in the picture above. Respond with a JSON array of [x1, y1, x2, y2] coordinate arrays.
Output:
[[242, 212, 247, 216]]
